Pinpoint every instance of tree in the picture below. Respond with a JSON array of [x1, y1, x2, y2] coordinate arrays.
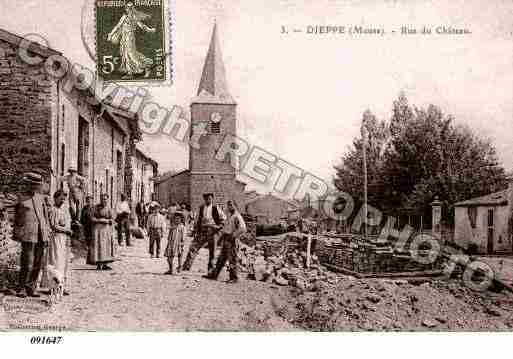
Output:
[[334, 93, 508, 224], [333, 110, 391, 210]]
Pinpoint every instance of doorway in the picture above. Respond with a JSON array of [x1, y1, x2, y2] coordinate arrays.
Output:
[[487, 208, 495, 253]]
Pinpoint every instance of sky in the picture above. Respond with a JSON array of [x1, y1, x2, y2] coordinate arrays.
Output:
[[1, 0, 512, 193]]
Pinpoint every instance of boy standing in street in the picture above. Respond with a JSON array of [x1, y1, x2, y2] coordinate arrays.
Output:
[[146, 204, 166, 258]]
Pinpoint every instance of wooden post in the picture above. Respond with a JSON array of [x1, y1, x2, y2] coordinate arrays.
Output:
[[306, 234, 312, 269]]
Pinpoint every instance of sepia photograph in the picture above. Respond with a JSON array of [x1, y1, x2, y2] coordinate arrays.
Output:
[[0, 0, 513, 353]]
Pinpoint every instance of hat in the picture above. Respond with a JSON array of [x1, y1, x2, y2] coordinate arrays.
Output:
[[203, 192, 214, 199], [23, 172, 44, 184], [173, 211, 185, 220]]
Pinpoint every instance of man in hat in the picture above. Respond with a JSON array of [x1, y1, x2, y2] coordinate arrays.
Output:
[[56, 167, 88, 223], [182, 193, 226, 272], [12, 172, 52, 297]]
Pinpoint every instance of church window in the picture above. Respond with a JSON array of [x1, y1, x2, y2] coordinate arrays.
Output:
[[211, 121, 220, 133]]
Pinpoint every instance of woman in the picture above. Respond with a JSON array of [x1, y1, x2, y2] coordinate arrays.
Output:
[[107, 1, 156, 78], [89, 193, 115, 270], [42, 190, 73, 295]]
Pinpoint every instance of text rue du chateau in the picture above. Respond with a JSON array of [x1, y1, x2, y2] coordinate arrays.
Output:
[[281, 25, 471, 36]]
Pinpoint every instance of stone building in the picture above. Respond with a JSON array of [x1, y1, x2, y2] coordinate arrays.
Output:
[[244, 194, 298, 224], [454, 179, 513, 254], [0, 28, 154, 208], [155, 24, 246, 212], [132, 144, 158, 204]]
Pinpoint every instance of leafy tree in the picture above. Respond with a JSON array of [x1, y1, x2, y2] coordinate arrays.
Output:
[[334, 93, 507, 224], [333, 110, 391, 210]]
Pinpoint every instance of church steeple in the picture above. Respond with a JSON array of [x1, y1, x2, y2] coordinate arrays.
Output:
[[192, 24, 236, 105]]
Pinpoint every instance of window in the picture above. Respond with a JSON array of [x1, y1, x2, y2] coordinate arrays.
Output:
[[116, 150, 123, 197], [110, 176, 114, 208], [60, 143, 66, 178], [467, 207, 477, 229], [487, 209, 494, 228], [487, 208, 495, 253], [105, 169, 109, 199], [211, 121, 220, 133], [111, 128, 115, 163]]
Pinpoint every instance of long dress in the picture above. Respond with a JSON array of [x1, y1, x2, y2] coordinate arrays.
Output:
[[110, 11, 154, 76], [42, 205, 71, 288], [165, 223, 185, 258], [88, 204, 115, 265]]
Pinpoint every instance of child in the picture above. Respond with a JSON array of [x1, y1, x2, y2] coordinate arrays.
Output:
[[147, 204, 166, 258], [164, 211, 186, 275]]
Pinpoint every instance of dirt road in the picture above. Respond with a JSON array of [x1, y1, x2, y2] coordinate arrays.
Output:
[[2, 236, 295, 331]]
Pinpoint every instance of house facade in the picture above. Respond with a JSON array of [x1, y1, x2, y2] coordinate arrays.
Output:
[[244, 194, 298, 224], [131, 145, 158, 204], [0, 28, 152, 209], [454, 180, 513, 254]]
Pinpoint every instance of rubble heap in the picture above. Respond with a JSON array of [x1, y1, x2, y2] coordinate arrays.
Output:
[[239, 233, 339, 291], [274, 277, 513, 331]]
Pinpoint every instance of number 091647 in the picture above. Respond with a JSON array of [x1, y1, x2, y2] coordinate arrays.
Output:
[[30, 336, 63, 344]]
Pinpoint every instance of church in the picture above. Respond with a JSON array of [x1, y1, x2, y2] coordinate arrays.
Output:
[[154, 24, 246, 211]]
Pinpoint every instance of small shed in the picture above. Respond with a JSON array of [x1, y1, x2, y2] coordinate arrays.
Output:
[[454, 182, 513, 254]]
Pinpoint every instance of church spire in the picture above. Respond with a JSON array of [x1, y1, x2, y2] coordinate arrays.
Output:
[[192, 24, 236, 105]]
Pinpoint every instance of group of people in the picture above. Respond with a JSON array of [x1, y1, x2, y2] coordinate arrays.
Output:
[[6, 170, 248, 300], [6, 170, 136, 299], [144, 192, 247, 283], [7, 172, 73, 298]]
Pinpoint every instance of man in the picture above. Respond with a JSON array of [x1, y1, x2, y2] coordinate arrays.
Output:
[[135, 201, 146, 228], [116, 194, 132, 246], [80, 195, 94, 246], [56, 167, 88, 223], [13, 172, 52, 298], [182, 193, 226, 272], [205, 200, 247, 283], [167, 202, 178, 220], [146, 204, 166, 258]]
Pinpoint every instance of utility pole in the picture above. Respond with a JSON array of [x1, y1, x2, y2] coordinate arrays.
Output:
[[362, 110, 370, 241]]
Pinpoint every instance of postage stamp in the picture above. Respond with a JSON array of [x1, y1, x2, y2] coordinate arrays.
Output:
[[95, 0, 168, 83]]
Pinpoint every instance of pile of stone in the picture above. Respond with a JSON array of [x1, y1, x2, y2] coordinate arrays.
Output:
[[239, 234, 339, 291]]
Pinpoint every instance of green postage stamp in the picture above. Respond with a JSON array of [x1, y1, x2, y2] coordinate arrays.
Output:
[[96, 0, 169, 83]]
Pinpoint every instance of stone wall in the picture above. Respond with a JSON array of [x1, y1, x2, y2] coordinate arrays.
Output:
[[131, 150, 157, 204], [190, 173, 245, 213], [189, 103, 237, 174], [91, 114, 126, 206], [156, 170, 190, 208], [245, 195, 295, 224], [0, 38, 55, 194]]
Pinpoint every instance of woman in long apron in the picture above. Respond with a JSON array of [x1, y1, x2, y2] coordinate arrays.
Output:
[[42, 189, 73, 294], [89, 193, 115, 270]]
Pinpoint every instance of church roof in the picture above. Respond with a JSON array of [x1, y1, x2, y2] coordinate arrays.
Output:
[[191, 24, 236, 105]]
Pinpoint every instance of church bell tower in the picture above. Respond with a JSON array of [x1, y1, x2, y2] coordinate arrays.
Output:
[[189, 24, 241, 211]]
